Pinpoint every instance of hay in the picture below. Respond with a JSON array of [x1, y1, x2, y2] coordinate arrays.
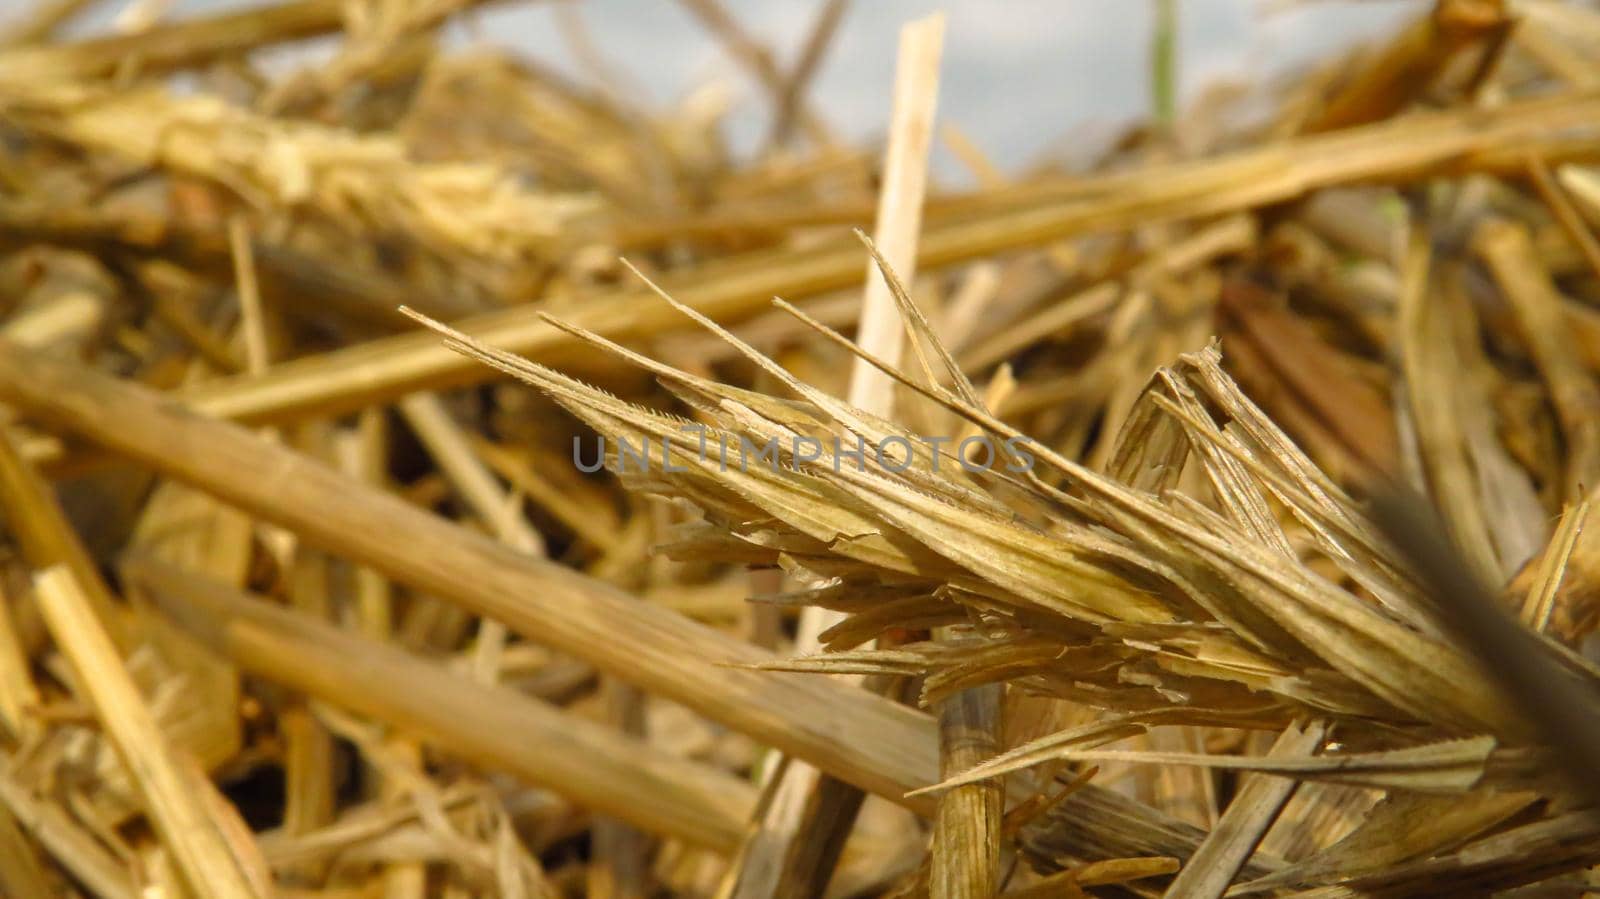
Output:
[[0, 0, 1599, 895]]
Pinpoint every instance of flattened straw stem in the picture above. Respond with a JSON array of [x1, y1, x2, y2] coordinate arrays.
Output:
[[844, 20, 1003, 894], [800, 10, 943, 652], [1161, 720, 1327, 899], [725, 17, 943, 897], [844, 13, 943, 418]]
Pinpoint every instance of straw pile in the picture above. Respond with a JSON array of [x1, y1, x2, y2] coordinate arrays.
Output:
[[0, 0, 1599, 895]]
